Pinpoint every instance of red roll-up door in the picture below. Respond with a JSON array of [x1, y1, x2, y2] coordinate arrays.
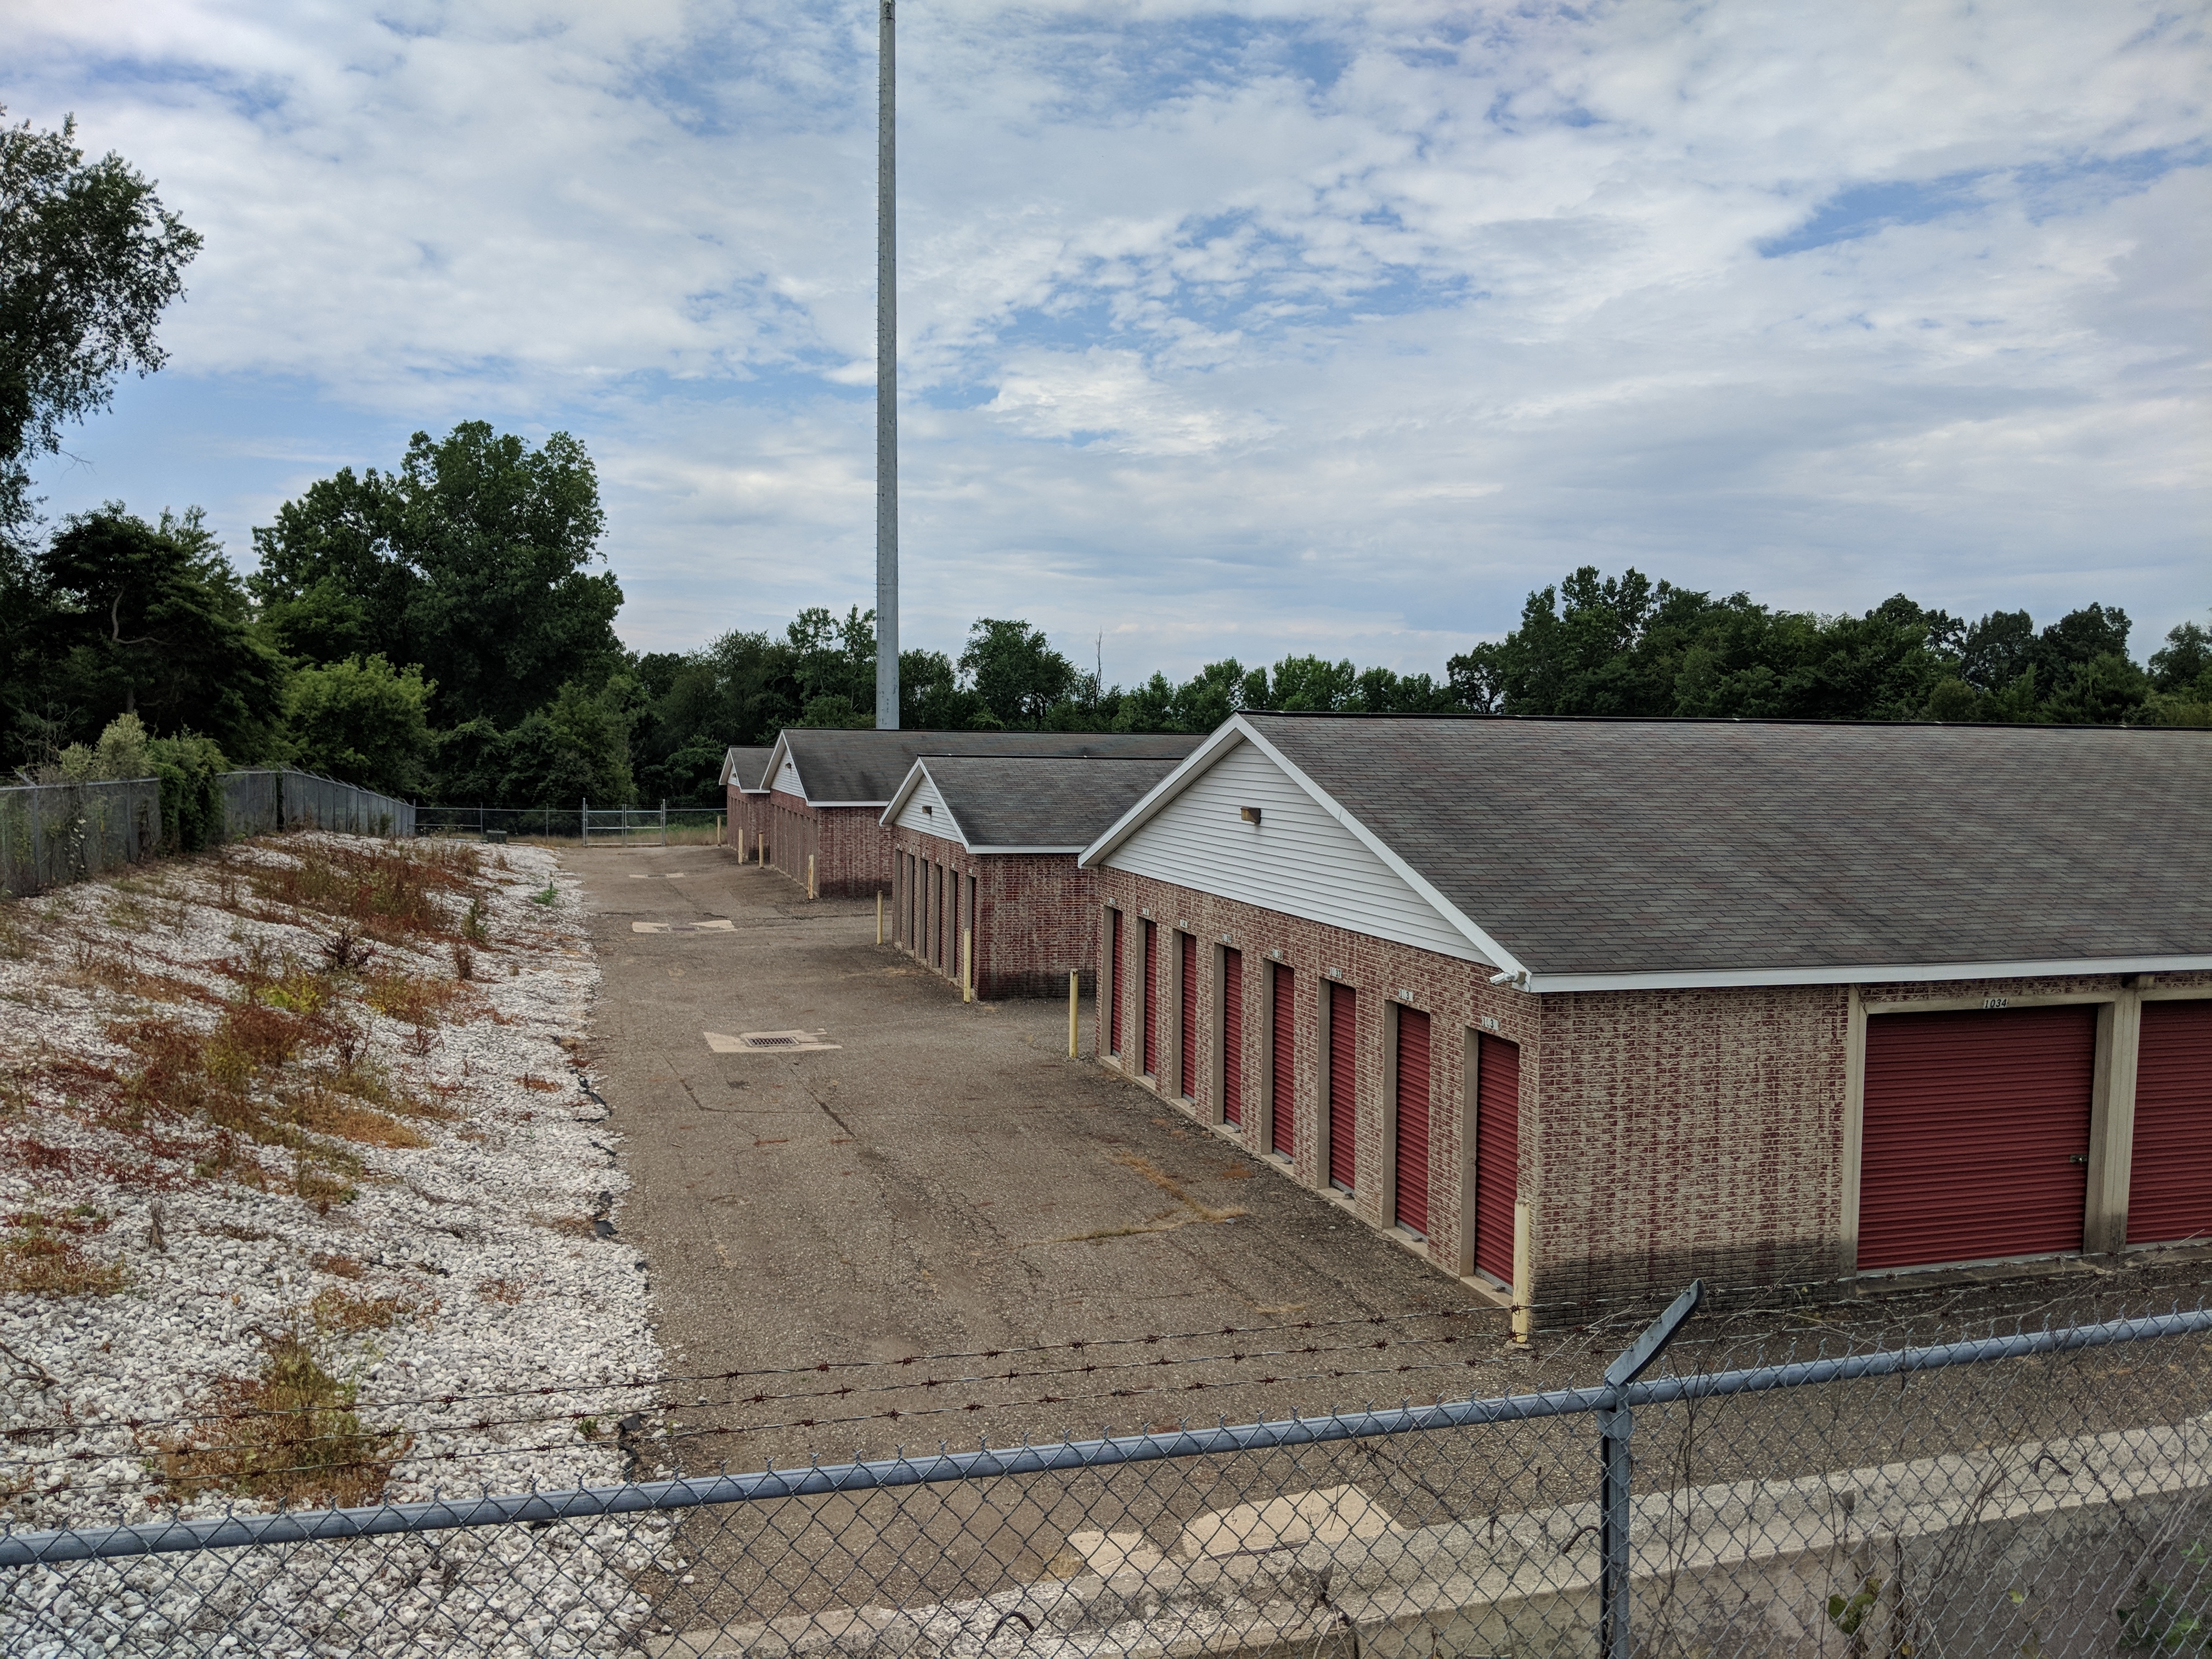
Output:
[[1395, 1008, 1431, 1237], [1271, 964, 1296, 1158], [1474, 1032, 1519, 1284], [1859, 1006, 2095, 1271], [1327, 983, 1356, 1193], [1109, 910, 1125, 1057], [1142, 922, 1158, 1077], [2128, 1000, 2212, 1245], [1222, 950, 1244, 1125], [1178, 934, 1198, 1098]]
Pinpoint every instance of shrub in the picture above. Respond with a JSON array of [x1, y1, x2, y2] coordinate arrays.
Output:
[[146, 732, 230, 851]]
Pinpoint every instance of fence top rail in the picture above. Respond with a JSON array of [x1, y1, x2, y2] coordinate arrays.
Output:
[[0, 775, 159, 792], [6, 1301, 2206, 1569]]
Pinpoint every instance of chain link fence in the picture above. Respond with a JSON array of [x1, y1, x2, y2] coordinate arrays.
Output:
[[414, 805, 726, 848], [7, 1273, 2211, 1658], [218, 771, 416, 839], [0, 778, 160, 896]]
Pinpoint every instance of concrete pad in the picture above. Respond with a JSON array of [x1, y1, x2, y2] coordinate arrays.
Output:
[[633, 918, 735, 933], [704, 1029, 841, 1054], [1063, 1530, 1166, 1576], [1177, 1484, 1402, 1558]]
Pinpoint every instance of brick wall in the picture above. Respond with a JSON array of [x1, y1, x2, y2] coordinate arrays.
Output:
[[726, 788, 770, 864], [1533, 984, 1849, 1303], [1092, 872, 2208, 1307], [1094, 869, 1528, 1286], [765, 794, 896, 899], [890, 829, 1099, 1001]]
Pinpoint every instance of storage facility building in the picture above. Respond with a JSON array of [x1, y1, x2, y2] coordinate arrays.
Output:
[[718, 746, 775, 860], [884, 755, 1182, 1000], [758, 729, 1203, 899], [1078, 713, 2212, 1306]]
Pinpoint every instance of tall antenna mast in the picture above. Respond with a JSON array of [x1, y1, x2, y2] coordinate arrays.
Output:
[[873, 0, 900, 729]]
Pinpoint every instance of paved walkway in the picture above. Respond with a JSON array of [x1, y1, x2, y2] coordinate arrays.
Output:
[[573, 843, 1510, 1469]]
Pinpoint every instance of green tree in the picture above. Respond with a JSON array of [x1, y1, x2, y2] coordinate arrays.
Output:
[[250, 422, 622, 730], [284, 654, 433, 797], [900, 647, 985, 730], [2143, 615, 2212, 727], [0, 109, 201, 543], [37, 505, 282, 758], [493, 679, 640, 808], [960, 619, 1075, 729]]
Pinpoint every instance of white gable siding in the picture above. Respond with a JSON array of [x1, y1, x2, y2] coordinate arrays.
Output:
[[1105, 739, 1486, 963], [894, 772, 958, 840], [775, 752, 804, 797]]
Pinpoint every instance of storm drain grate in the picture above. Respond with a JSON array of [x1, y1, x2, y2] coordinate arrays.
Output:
[[704, 1029, 842, 1054]]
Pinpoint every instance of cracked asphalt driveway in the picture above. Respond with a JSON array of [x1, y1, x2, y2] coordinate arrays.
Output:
[[575, 843, 1512, 1471]]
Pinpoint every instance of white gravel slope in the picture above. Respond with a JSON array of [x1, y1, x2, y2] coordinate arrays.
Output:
[[0, 836, 669, 1657]]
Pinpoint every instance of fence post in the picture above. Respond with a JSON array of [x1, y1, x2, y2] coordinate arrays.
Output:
[[1596, 1280, 1702, 1659], [661, 799, 668, 848], [582, 799, 589, 847]]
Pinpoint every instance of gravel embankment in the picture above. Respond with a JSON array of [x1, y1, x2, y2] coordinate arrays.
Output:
[[0, 834, 668, 1656]]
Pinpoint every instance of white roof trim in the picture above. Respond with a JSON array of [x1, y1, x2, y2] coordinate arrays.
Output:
[[881, 760, 974, 848], [1530, 955, 2212, 995], [761, 733, 799, 800], [717, 747, 739, 788], [1079, 716, 1528, 979]]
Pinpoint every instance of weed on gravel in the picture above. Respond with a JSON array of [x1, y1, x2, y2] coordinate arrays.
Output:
[[0, 832, 652, 1532], [149, 1332, 411, 1509]]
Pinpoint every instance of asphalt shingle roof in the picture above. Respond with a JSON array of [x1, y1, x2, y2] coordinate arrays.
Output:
[[722, 746, 775, 792], [921, 757, 1184, 850], [785, 729, 1204, 805], [1242, 714, 2212, 978]]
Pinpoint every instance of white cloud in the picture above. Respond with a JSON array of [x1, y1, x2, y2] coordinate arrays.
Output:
[[13, 0, 2209, 669]]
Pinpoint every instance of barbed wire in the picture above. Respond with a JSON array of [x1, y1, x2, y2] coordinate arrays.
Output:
[[5, 1291, 2196, 1485], [4, 1265, 2202, 1463]]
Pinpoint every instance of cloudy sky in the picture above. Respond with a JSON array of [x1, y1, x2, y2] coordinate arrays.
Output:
[[13, 0, 2209, 678]]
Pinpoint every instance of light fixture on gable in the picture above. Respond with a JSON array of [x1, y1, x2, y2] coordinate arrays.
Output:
[[1240, 806, 1262, 825]]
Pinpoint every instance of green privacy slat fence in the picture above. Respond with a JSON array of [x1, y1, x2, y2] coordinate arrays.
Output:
[[0, 770, 414, 898]]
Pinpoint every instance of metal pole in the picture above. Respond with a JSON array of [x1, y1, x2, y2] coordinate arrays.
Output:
[[662, 798, 668, 848], [1069, 971, 1079, 1058], [873, 0, 900, 729], [1596, 1280, 1702, 1659], [582, 799, 589, 848]]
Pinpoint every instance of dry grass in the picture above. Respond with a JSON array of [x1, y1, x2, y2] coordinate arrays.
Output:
[[0, 1207, 128, 1296], [476, 1277, 526, 1305], [309, 1284, 434, 1335], [283, 1090, 427, 1150], [149, 1334, 410, 1508], [310, 1251, 363, 1278], [363, 969, 468, 1026], [1113, 1152, 1250, 1223], [244, 839, 486, 947], [515, 1075, 562, 1093]]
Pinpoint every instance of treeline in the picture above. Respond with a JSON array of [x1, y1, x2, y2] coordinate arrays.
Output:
[[0, 422, 645, 808], [642, 576, 2211, 792]]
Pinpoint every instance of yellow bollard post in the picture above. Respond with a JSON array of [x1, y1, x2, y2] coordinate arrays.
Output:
[[1068, 971, 1079, 1058], [807, 854, 816, 900], [877, 891, 884, 945], [961, 929, 973, 1003], [1511, 1201, 1533, 1344]]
